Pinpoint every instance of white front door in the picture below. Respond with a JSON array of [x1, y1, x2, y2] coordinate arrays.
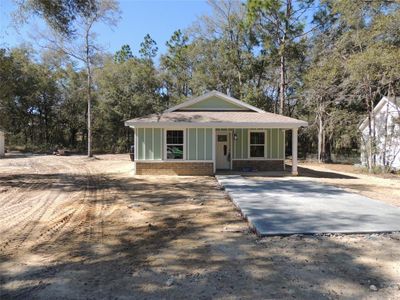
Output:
[[216, 132, 231, 169]]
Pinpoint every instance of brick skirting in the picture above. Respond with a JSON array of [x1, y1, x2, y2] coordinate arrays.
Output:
[[135, 161, 214, 175], [232, 160, 284, 171]]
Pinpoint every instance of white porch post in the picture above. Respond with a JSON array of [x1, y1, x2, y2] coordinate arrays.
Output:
[[292, 128, 298, 175], [212, 128, 216, 174]]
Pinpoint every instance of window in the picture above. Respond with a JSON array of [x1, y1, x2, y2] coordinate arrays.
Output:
[[218, 135, 227, 142], [166, 130, 184, 160], [249, 131, 265, 158]]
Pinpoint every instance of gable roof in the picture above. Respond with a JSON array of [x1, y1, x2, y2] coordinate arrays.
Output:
[[125, 91, 308, 128], [165, 90, 266, 113], [125, 110, 308, 128], [359, 96, 400, 130]]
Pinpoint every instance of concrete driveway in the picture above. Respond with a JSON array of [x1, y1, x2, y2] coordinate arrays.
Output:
[[216, 175, 400, 236]]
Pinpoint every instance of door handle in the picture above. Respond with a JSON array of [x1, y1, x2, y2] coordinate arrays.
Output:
[[224, 145, 227, 155]]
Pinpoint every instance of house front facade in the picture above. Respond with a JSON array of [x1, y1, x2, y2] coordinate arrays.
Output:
[[125, 91, 307, 175]]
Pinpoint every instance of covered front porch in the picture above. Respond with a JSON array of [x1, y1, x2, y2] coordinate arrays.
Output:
[[213, 127, 299, 175]]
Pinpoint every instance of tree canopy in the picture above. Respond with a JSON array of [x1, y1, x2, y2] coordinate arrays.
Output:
[[1, 0, 399, 170]]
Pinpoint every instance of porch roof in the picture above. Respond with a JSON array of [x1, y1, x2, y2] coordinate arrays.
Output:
[[125, 110, 308, 128]]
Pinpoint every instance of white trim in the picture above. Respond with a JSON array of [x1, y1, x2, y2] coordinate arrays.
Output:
[[269, 129, 272, 159], [204, 129, 206, 161], [143, 128, 146, 159], [248, 130, 266, 159], [277, 127, 279, 158], [164, 128, 186, 161], [292, 128, 298, 175], [152, 128, 154, 160], [195, 128, 198, 160], [229, 131, 233, 170], [164, 90, 266, 113], [134, 128, 138, 160], [212, 128, 216, 173], [126, 122, 307, 128], [283, 129, 286, 170], [241, 129, 244, 159]]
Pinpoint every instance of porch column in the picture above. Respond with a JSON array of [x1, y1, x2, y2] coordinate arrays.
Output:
[[292, 128, 298, 175]]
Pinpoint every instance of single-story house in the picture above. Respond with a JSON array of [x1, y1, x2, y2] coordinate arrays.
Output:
[[359, 96, 400, 170], [0, 129, 5, 157], [125, 91, 308, 175]]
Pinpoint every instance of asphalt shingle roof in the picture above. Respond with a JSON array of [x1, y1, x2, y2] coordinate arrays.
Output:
[[125, 111, 308, 127]]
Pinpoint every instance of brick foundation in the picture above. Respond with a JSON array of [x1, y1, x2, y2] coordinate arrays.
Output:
[[232, 160, 284, 171], [135, 162, 214, 175]]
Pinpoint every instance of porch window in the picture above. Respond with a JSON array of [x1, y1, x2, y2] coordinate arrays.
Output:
[[166, 130, 184, 160], [249, 131, 265, 158]]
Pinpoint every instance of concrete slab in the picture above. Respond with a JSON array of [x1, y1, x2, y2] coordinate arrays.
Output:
[[216, 175, 400, 236]]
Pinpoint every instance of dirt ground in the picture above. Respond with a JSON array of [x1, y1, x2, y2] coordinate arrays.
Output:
[[0, 154, 399, 299], [297, 162, 400, 207]]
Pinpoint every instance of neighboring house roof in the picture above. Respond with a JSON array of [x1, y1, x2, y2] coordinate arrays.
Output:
[[359, 96, 400, 131], [125, 91, 308, 128]]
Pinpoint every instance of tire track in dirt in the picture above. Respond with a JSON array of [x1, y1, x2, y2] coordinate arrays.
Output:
[[0, 157, 89, 257]]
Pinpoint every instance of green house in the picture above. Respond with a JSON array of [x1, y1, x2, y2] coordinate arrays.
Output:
[[125, 91, 307, 175]]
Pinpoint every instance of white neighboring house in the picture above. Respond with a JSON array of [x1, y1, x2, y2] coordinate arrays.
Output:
[[359, 96, 400, 170], [0, 130, 4, 157]]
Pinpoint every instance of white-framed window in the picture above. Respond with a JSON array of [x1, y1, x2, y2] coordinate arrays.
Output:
[[165, 129, 185, 160], [249, 131, 265, 158]]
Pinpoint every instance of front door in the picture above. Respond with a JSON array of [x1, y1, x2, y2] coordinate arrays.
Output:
[[216, 132, 231, 169]]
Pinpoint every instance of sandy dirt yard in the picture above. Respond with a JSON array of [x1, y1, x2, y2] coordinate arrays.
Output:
[[297, 162, 400, 207], [0, 154, 399, 299]]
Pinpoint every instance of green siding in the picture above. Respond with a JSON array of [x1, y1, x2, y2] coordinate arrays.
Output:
[[153, 128, 162, 159], [136, 128, 162, 160], [242, 129, 248, 158], [271, 129, 278, 158], [138, 128, 145, 160], [188, 128, 197, 160], [234, 129, 242, 159], [137, 127, 285, 161], [197, 128, 205, 160], [184, 96, 247, 110], [145, 128, 153, 159], [205, 128, 212, 160], [187, 128, 212, 160], [232, 128, 284, 160], [233, 128, 249, 159]]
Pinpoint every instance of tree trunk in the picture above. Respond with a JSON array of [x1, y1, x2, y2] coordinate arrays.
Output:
[[317, 113, 323, 163], [87, 67, 92, 157], [86, 25, 93, 158], [279, 53, 286, 115]]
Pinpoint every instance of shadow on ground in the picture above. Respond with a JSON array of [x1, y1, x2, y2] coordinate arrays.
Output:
[[0, 170, 397, 299], [296, 165, 358, 179]]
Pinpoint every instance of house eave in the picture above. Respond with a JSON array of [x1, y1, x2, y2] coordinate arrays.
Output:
[[124, 121, 308, 129]]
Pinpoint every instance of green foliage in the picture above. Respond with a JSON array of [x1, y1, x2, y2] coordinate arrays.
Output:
[[16, 0, 98, 36], [114, 44, 133, 63], [3, 0, 400, 162], [139, 34, 158, 61], [94, 56, 161, 152]]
